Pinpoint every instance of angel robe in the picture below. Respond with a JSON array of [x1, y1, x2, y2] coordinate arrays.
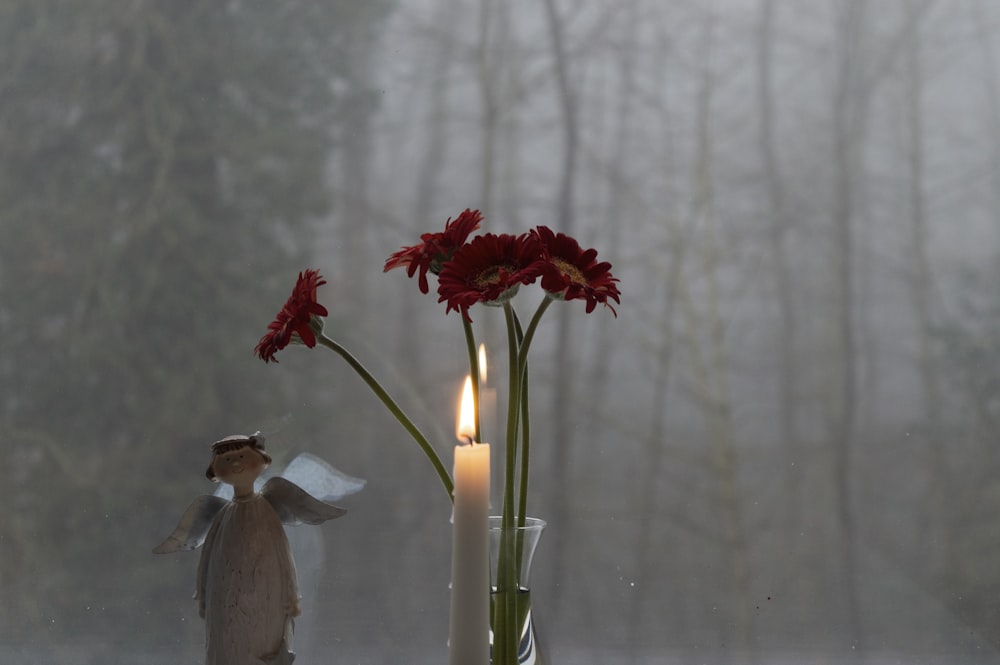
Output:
[[196, 493, 299, 665], [155, 456, 361, 665]]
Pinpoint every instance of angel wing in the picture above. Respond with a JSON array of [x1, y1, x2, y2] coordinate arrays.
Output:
[[261, 476, 347, 526], [152, 494, 229, 554], [280, 452, 366, 502], [213, 452, 366, 503]]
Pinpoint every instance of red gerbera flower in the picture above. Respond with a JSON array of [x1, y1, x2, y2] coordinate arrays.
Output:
[[531, 226, 621, 316], [437, 232, 544, 321], [384, 209, 483, 293], [254, 269, 330, 363]]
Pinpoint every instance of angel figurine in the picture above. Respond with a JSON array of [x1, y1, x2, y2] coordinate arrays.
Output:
[[154, 433, 364, 665]]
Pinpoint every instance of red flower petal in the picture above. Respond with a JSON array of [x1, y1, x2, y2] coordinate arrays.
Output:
[[255, 269, 328, 363], [437, 233, 544, 321], [531, 226, 621, 316], [384, 209, 483, 294]]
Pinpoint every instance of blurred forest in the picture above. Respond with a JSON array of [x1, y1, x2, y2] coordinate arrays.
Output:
[[3, 0, 1000, 663]]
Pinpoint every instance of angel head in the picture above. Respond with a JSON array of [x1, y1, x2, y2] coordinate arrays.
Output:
[[205, 433, 273, 495]]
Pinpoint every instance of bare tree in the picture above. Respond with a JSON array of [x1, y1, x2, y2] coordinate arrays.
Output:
[[397, 0, 463, 369], [677, 9, 756, 656], [584, 0, 637, 440], [828, 0, 868, 652], [971, 0, 1000, 239], [475, 0, 513, 217], [756, 0, 803, 539], [542, 0, 583, 611], [899, 0, 953, 578]]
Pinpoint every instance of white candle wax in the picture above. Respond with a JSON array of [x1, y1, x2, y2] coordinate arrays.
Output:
[[480, 387, 497, 445], [448, 441, 490, 665]]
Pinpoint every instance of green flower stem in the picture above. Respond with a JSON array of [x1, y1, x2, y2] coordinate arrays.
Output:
[[514, 297, 552, 531], [508, 310, 530, 573], [316, 332, 454, 500], [513, 298, 551, 582], [461, 316, 482, 444], [512, 361, 530, 582], [516, 296, 553, 384], [498, 302, 522, 664], [510, 311, 526, 528]]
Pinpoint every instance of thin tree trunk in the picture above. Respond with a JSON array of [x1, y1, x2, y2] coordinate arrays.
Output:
[[830, 0, 867, 653], [756, 0, 801, 541], [498, 55, 524, 232], [683, 12, 755, 657], [399, 0, 461, 369], [904, 0, 949, 574], [541, 0, 580, 615], [475, 0, 509, 218], [971, 0, 1000, 241], [625, 12, 686, 657], [585, 0, 636, 442], [543, 0, 578, 236], [626, 190, 688, 662]]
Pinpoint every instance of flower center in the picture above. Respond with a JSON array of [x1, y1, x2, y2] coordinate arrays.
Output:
[[473, 265, 509, 289], [552, 258, 586, 285]]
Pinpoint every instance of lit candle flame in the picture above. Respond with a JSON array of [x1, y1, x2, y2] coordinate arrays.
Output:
[[457, 375, 476, 444], [478, 343, 488, 385]]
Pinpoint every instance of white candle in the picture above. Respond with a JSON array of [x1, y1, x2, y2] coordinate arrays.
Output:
[[449, 376, 490, 665], [478, 344, 498, 443]]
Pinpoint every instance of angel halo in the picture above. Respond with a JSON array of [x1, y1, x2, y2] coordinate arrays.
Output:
[[155, 433, 363, 665]]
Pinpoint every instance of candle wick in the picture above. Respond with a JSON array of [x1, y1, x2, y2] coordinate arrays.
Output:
[[460, 435, 475, 447]]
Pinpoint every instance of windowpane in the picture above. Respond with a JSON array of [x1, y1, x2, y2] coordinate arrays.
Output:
[[2, 1, 998, 663]]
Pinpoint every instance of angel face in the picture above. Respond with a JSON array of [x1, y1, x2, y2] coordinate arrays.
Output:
[[213, 448, 268, 484], [207, 436, 272, 497], [213, 450, 268, 492]]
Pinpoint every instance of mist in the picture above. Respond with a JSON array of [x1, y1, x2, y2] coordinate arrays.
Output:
[[2, 1, 999, 663]]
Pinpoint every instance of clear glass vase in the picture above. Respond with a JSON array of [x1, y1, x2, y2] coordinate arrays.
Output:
[[489, 516, 546, 665]]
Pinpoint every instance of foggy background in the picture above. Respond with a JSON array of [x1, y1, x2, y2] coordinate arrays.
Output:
[[3, 0, 1000, 663]]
